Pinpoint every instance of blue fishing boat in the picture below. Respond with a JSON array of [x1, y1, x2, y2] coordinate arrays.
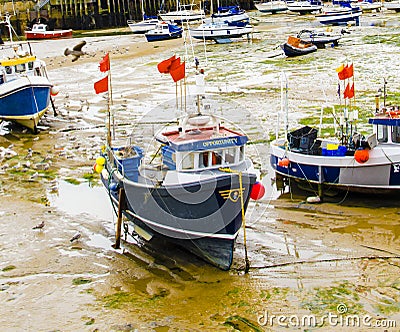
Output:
[[97, 57, 264, 270], [145, 21, 183, 42], [0, 14, 53, 133]]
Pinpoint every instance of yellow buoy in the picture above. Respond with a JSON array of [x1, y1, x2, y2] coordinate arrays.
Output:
[[96, 156, 106, 166]]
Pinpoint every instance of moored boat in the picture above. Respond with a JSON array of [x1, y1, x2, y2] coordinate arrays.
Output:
[[286, 0, 323, 14], [316, 1, 362, 25], [205, 5, 250, 23], [281, 35, 317, 57], [95, 55, 264, 270], [0, 15, 54, 132], [127, 0, 160, 33], [255, 0, 288, 14], [189, 20, 253, 41], [358, 0, 382, 12], [127, 15, 159, 33], [159, 2, 205, 22], [24, 23, 72, 40], [296, 29, 343, 48], [270, 66, 400, 196], [144, 21, 183, 42], [383, 0, 400, 11]]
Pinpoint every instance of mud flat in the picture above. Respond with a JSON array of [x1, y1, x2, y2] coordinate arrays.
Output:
[[1, 11, 400, 331]]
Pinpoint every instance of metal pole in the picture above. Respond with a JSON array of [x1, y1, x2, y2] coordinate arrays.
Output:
[[113, 187, 126, 249]]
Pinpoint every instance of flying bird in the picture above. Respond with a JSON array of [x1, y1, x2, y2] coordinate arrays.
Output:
[[64, 40, 87, 62], [32, 221, 45, 230], [70, 232, 81, 242]]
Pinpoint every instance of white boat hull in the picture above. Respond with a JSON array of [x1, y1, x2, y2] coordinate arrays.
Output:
[[189, 23, 253, 40], [316, 6, 362, 25], [270, 140, 400, 194], [127, 19, 159, 33], [255, 1, 288, 13], [286, 1, 323, 13]]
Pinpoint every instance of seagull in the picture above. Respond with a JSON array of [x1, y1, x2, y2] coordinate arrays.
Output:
[[70, 232, 81, 242], [64, 40, 87, 62], [32, 221, 45, 230]]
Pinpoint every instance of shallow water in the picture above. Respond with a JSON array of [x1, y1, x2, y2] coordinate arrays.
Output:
[[1, 10, 400, 331]]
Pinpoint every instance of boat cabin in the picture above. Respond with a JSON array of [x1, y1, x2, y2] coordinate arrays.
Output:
[[369, 108, 400, 144], [158, 115, 248, 172], [31, 24, 50, 32], [0, 55, 44, 84]]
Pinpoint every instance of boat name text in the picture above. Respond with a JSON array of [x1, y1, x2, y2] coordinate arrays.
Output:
[[203, 138, 238, 148]]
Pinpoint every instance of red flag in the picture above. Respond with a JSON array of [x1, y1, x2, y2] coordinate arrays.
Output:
[[343, 83, 350, 98], [345, 63, 354, 79], [170, 62, 185, 82], [99, 53, 110, 72], [338, 64, 348, 80], [348, 83, 355, 99], [157, 55, 176, 73], [94, 76, 108, 94], [169, 57, 181, 72], [343, 83, 355, 99]]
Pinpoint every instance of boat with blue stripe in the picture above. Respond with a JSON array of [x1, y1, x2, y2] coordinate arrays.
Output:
[[270, 76, 400, 197], [0, 14, 53, 133]]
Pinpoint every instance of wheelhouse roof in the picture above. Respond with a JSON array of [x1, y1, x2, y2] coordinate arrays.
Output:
[[369, 117, 400, 126], [161, 126, 248, 152]]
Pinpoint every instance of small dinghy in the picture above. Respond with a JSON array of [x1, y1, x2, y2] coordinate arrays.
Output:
[[281, 36, 317, 57]]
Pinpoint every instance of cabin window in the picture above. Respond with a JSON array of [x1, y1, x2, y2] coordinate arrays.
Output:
[[5, 66, 12, 74], [199, 151, 209, 168], [212, 151, 223, 165], [224, 148, 236, 164], [28, 62, 34, 70], [391, 126, 400, 143], [15, 64, 25, 73], [239, 146, 245, 161], [181, 152, 194, 170], [376, 125, 388, 143]]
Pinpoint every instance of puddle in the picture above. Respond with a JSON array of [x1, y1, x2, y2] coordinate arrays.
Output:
[[47, 180, 114, 221]]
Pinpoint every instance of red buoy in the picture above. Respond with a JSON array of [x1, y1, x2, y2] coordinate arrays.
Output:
[[250, 181, 265, 200], [354, 149, 369, 163]]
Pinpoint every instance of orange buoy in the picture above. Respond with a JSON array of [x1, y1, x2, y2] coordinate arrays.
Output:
[[278, 158, 290, 167], [354, 149, 369, 163]]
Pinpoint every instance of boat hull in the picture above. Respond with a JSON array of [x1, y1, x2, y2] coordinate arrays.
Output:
[[159, 11, 205, 23], [316, 7, 362, 25], [127, 19, 159, 33], [24, 29, 72, 40], [281, 42, 317, 56], [255, 1, 288, 13], [0, 76, 51, 131], [286, 1, 323, 14], [297, 30, 341, 48], [189, 24, 253, 40], [102, 166, 256, 269], [383, 1, 400, 11], [145, 30, 182, 42], [270, 142, 400, 194]]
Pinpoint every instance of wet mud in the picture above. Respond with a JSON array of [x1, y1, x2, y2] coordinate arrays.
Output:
[[1, 10, 400, 331]]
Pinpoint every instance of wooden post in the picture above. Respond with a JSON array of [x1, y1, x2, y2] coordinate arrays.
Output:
[[113, 187, 126, 249]]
